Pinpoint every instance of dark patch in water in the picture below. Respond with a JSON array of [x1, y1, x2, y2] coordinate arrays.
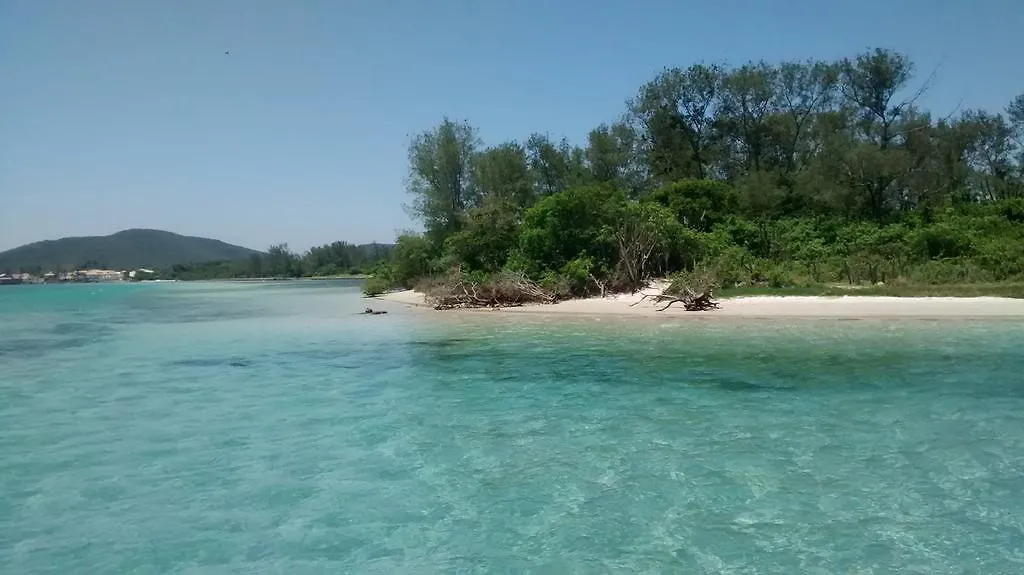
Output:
[[0, 323, 115, 359], [0, 338, 53, 359], [110, 293, 275, 325], [716, 379, 795, 392], [278, 349, 374, 370], [283, 349, 344, 361], [169, 357, 253, 368], [50, 322, 113, 336], [410, 338, 470, 349], [112, 307, 261, 325]]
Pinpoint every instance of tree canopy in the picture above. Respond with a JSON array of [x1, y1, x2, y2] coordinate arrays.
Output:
[[161, 241, 392, 281], [377, 48, 1023, 299]]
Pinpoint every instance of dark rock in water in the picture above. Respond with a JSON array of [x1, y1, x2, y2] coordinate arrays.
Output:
[[362, 308, 388, 315]]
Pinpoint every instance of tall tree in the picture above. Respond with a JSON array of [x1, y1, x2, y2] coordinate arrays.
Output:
[[634, 63, 725, 180], [961, 110, 1019, 200], [525, 134, 586, 197], [1007, 94, 1024, 136], [717, 62, 778, 176], [840, 48, 919, 149], [474, 142, 534, 209], [265, 244, 299, 277], [405, 118, 480, 242], [640, 105, 696, 187], [773, 60, 839, 177], [837, 48, 923, 218], [1008, 94, 1024, 175], [585, 122, 643, 195]]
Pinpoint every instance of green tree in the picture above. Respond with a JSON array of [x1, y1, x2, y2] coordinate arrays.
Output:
[[614, 201, 690, 290], [1008, 94, 1024, 180], [717, 62, 778, 176], [405, 118, 480, 242], [518, 185, 626, 274], [265, 244, 300, 277], [645, 179, 736, 231], [474, 142, 534, 208], [585, 122, 643, 195], [444, 201, 521, 273], [840, 48, 919, 149], [637, 105, 696, 187], [390, 234, 436, 288], [837, 48, 923, 219], [377, 50, 1024, 298], [961, 110, 1020, 200], [525, 133, 588, 197], [634, 63, 725, 179], [773, 60, 839, 178]]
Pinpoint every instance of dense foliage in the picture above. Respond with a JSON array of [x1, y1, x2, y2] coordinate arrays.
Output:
[[162, 242, 393, 280], [369, 48, 1024, 298]]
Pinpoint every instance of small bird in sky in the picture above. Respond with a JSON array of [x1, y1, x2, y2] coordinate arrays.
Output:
[[224, 50, 230, 55]]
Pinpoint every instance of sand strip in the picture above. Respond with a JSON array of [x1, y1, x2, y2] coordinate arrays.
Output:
[[375, 286, 1024, 319]]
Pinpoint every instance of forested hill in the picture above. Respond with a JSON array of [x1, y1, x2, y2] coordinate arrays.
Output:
[[0, 229, 259, 272]]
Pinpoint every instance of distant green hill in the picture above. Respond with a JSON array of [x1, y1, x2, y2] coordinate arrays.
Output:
[[0, 229, 261, 272]]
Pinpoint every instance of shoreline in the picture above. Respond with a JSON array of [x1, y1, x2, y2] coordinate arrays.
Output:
[[375, 286, 1024, 319]]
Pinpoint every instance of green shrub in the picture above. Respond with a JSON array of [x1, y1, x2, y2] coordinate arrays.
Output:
[[907, 259, 994, 284], [644, 179, 736, 232], [390, 234, 438, 288], [538, 271, 573, 300], [912, 224, 975, 260], [975, 240, 1024, 280], [519, 185, 625, 273], [561, 256, 595, 295], [362, 275, 393, 296], [1000, 198, 1024, 223]]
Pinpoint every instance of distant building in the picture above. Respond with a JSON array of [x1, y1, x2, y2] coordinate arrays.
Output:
[[75, 269, 124, 283], [0, 273, 41, 285], [128, 268, 157, 281]]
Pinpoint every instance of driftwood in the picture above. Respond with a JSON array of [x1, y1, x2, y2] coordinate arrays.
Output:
[[630, 288, 719, 312], [424, 272, 556, 310]]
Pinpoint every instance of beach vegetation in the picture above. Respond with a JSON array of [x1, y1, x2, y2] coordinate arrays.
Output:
[[364, 48, 1024, 303]]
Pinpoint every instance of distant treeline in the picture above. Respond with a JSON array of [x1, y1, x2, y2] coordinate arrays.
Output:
[[366, 48, 1024, 299], [163, 242, 393, 280]]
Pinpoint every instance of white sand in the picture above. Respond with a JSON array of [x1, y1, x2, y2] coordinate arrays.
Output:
[[375, 283, 1024, 319]]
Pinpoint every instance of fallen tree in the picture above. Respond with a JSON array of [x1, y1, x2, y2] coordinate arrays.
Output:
[[631, 268, 720, 312], [419, 271, 557, 310], [631, 291, 720, 311]]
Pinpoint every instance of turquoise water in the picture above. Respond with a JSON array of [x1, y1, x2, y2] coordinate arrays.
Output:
[[2, 282, 1024, 573]]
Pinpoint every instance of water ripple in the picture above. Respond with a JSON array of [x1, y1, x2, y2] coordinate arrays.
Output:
[[2, 283, 1024, 572]]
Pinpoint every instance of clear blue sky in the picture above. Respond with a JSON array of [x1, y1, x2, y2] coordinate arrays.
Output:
[[1, 0, 1021, 252]]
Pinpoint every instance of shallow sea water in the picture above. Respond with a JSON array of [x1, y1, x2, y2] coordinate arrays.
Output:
[[2, 281, 1024, 573]]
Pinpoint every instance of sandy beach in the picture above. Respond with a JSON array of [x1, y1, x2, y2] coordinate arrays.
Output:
[[376, 284, 1024, 319]]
